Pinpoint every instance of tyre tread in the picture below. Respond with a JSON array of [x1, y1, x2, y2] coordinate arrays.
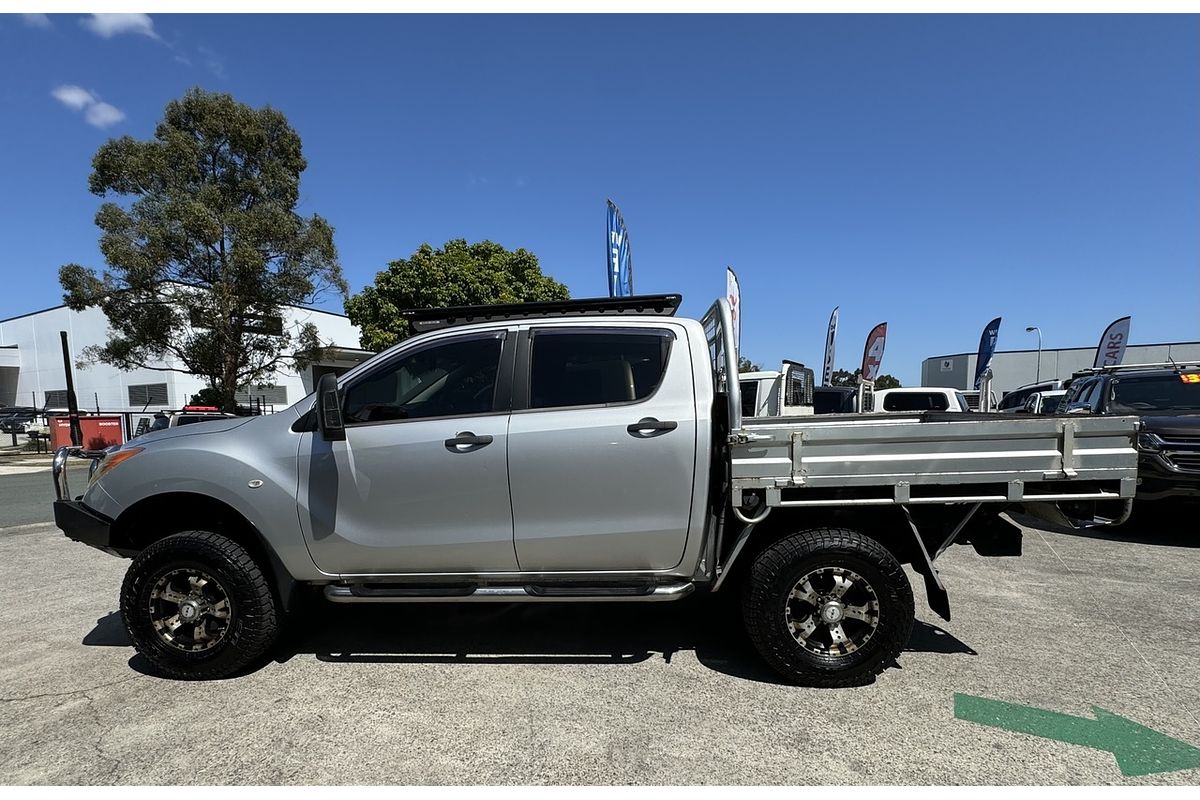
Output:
[[120, 530, 278, 680], [742, 527, 914, 688]]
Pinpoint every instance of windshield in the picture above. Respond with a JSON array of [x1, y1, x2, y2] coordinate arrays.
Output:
[[998, 390, 1028, 410], [1109, 374, 1200, 413]]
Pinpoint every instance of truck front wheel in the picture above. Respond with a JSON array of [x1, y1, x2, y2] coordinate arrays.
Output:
[[742, 528, 914, 687], [120, 531, 279, 680]]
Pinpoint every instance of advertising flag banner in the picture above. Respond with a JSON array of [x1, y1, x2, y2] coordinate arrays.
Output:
[[822, 306, 839, 386], [860, 322, 887, 381], [973, 317, 1003, 390], [1093, 316, 1132, 368], [606, 200, 633, 297], [726, 266, 741, 354]]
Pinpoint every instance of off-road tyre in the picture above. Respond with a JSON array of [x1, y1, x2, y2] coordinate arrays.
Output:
[[120, 530, 278, 680], [742, 527, 914, 688]]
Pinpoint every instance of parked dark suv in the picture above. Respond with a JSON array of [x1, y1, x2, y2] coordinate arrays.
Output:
[[1060, 364, 1200, 499], [0, 408, 37, 433]]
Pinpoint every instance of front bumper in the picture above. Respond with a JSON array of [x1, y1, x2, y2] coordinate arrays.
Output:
[[53, 500, 127, 557], [1137, 453, 1200, 500]]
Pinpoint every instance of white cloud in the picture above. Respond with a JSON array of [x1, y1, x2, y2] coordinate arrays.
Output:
[[21, 13, 52, 29], [80, 13, 159, 41], [197, 46, 227, 79], [85, 102, 126, 128], [51, 85, 95, 111], [51, 85, 126, 129]]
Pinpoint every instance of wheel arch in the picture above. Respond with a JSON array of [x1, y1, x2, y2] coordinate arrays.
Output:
[[111, 492, 298, 610], [718, 506, 922, 589]]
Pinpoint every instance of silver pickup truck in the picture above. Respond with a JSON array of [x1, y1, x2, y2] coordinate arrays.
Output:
[[52, 294, 1139, 686]]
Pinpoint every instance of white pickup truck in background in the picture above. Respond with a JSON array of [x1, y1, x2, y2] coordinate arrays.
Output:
[[871, 387, 971, 413], [739, 369, 969, 418]]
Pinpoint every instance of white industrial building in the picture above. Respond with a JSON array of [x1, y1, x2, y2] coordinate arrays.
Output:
[[922, 341, 1200, 398], [0, 302, 370, 413]]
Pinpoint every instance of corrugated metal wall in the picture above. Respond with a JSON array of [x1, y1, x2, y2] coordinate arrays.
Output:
[[922, 343, 1200, 396]]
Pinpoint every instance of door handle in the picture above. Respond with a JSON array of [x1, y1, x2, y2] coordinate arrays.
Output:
[[627, 418, 678, 437], [444, 432, 494, 452]]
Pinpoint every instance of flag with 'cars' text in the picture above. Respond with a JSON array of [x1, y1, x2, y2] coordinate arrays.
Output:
[[1093, 317, 1131, 368]]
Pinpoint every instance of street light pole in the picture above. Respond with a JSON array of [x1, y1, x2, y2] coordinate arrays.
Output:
[[1026, 326, 1042, 383]]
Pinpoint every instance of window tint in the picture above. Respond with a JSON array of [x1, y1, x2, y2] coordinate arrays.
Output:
[[1110, 375, 1200, 413], [1041, 394, 1065, 414], [1060, 380, 1087, 408], [998, 388, 1032, 410], [813, 388, 854, 414], [740, 381, 759, 417], [343, 335, 503, 424], [176, 415, 225, 426], [882, 392, 950, 412], [529, 329, 672, 409], [1080, 379, 1104, 409]]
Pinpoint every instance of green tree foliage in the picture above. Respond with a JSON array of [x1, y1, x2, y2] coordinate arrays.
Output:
[[738, 357, 762, 373], [830, 369, 902, 389], [59, 88, 347, 411], [345, 239, 570, 352], [188, 387, 224, 407]]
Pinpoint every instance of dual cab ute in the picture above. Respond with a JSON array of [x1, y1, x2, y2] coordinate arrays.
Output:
[[53, 295, 1140, 685]]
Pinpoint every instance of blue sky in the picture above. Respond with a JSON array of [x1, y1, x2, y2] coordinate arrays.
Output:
[[1, 13, 1197, 384]]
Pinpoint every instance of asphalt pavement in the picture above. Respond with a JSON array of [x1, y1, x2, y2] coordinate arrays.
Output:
[[0, 459, 88, 528], [1, 474, 1197, 784]]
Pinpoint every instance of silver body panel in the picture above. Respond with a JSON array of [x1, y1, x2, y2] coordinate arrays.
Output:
[[507, 319, 700, 572], [296, 412, 518, 575]]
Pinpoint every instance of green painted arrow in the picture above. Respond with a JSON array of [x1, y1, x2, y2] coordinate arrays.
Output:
[[954, 693, 1200, 777]]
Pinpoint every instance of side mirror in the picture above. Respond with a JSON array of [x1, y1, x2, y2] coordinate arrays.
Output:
[[316, 373, 346, 441], [1065, 405, 1091, 415]]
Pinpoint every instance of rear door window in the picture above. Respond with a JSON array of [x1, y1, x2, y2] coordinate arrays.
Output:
[[882, 392, 950, 412], [527, 329, 673, 410]]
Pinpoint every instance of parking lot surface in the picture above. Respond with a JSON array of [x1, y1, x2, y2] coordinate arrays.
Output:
[[1, 489, 1197, 785]]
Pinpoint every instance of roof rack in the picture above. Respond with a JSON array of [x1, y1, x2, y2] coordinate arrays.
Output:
[[400, 294, 683, 333], [1072, 361, 1200, 377]]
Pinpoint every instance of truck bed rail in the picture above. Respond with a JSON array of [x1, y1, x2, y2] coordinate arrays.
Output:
[[730, 413, 1139, 507]]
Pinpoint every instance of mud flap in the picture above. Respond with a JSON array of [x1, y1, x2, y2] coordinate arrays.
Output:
[[901, 508, 951, 622]]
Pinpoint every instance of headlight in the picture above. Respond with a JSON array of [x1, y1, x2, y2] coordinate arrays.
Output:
[[88, 446, 144, 485], [1137, 432, 1164, 453]]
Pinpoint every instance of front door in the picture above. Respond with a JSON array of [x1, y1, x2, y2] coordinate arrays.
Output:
[[506, 324, 698, 572], [297, 330, 517, 575]]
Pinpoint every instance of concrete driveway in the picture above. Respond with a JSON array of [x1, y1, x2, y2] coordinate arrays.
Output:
[[1, 498, 1197, 784]]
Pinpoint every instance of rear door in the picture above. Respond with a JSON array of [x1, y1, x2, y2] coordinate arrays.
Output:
[[506, 324, 698, 572]]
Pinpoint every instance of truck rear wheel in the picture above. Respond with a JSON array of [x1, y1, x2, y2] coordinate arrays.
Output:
[[742, 527, 914, 687], [120, 531, 278, 680]]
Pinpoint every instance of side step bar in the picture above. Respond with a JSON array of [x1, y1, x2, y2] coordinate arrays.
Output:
[[324, 581, 695, 604]]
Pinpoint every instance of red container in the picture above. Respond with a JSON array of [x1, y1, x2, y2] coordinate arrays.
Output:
[[50, 415, 126, 451]]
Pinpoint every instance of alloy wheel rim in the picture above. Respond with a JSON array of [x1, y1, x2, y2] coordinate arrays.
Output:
[[785, 566, 880, 656], [148, 568, 233, 652]]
